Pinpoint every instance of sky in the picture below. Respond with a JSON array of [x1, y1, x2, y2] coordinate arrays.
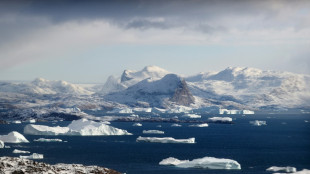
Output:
[[0, 0, 309, 83]]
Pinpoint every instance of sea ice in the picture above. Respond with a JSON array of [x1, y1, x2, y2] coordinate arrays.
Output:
[[0, 131, 29, 143], [34, 138, 63, 142], [266, 166, 297, 173], [171, 124, 182, 127], [159, 156, 241, 170], [136, 136, 195, 144], [132, 123, 142, 127], [13, 149, 31, 154], [20, 153, 43, 159], [24, 118, 132, 136], [143, 130, 164, 134], [188, 123, 209, 127], [208, 117, 232, 123], [183, 114, 201, 118], [250, 120, 267, 126]]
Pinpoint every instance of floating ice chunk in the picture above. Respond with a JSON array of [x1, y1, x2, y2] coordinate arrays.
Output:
[[290, 169, 310, 174], [137, 136, 195, 144], [12, 120, 21, 124], [156, 125, 162, 128], [189, 123, 209, 127], [171, 124, 182, 127], [20, 153, 43, 159], [13, 149, 30, 154], [208, 117, 232, 123], [0, 140, 4, 148], [159, 156, 241, 170], [250, 120, 267, 126], [34, 138, 62, 142], [0, 131, 29, 143], [143, 130, 164, 134], [183, 114, 201, 118], [133, 123, 142, 127], [26, 119, 36, 123], [24, 119, 132, 136], [266, 166, 297, 173]]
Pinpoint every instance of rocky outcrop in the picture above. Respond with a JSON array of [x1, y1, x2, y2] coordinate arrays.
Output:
[[0, 156, 121, 174], [170, 79, 195, 106]]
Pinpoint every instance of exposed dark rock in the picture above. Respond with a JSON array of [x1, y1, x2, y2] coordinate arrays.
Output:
[[170, 79, 195, 106]]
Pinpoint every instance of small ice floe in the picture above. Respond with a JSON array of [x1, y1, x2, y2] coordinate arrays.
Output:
[[20, 153, 43, 159], [142, 130, 164, 134], [13, 149, 30, 154], [171, 124, 182, 127], [266, 166, 297, 173], [34, 138, 62, 142], [305, 120, 309, 123], [188, 123, 209, 127], [208, 117, 232, 123], [12, 120, 21, 124], [249, 120, 267, 126], [159, 156, 241, 170], [132, 123, 142, 127], [0, 131, 29, 143], [183, 114, 201, 119], [24, 119, 36, 123], [156, 125, 162, 128], [136, 136, 195, 144]]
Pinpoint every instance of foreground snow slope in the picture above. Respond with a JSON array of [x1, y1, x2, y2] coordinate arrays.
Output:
[[24, 118, 132, 136], [159, 156, 241, 170]]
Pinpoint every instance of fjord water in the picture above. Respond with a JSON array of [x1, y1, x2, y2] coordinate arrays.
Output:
[[1, 114, 309, 174]]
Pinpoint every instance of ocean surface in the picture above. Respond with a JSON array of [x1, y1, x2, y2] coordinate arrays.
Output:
[[1, 114, 310, 174]]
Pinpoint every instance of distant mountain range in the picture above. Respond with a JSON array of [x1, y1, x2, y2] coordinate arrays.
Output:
[[0, 66, 309, 118]]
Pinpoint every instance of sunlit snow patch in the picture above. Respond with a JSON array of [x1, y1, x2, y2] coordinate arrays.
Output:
[[159, 156, 241, 170], [137, 136, 195, 144]]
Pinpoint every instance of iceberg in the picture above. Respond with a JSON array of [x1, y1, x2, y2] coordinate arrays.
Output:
[[0, 140, 4, 148], [132, 123, 142, 127], [12, 120, 21, 124], [250, 120, 267, 126], [24, 119, 132, 136], [208, 117, 232, 123], [171, 124, 182, 127], [143, 130, 164, 134], [183, 114, 201, 118], [189, 123, 209, 127], [159, 156, 241, 170], [219, 109, 254, 115], [0, 131, 29, 143], [13, 149, 31, 154], [157, 125, 162, 128], [266, 166, 297, 173], [20, 153, 43, 159], [34, 138, 62, 142], [137, 136, 195, 144]]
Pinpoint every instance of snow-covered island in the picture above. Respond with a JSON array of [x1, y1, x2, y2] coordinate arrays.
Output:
[[159, 156, 241, 170], [137, 136, 195, 144], [24, 118, 132, 136]]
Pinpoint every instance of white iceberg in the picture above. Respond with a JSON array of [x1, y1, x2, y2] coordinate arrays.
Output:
[[290, 169, 310, 174], [34, 138, 63, 142], [0, 131, 29, 143], [159, 156, 241, 170], [208, 117, 232, 123], [132, 123, 142, 127], [137, 136, 195, 144], [143, 130, 164, 134], [25, 119, 36, 123], [13, 149, 30, 154], [189, 123, 209, 127], [156, 125, 162, 128], [20, 153, 43, 159], [266, 166, 297, 173], [0, 140, 4, 148], [24, 119, 132, 136], [183, 114, 201, 118], [171, 124, 182, 127], [12, 120, 21, 124], [250, 120, 267, 126]]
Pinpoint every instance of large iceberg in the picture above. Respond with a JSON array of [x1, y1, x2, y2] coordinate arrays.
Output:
[[189, 123, 209, 127], [208, 117, 232, 123], [143, 130, 164, 134], [0, 131, 29, 143], [159, 156, 241, 170], [266, 166, 297, 173], [137, 136, 195, 144], [34, 138, 63, 142], [250, 120, 267, 126], [24, 119, 132, 136], [13, 149, 31, 154], [20, 153, 44, 159]]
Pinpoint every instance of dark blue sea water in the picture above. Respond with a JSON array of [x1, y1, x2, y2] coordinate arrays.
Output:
[[1, 114, 310, 174]]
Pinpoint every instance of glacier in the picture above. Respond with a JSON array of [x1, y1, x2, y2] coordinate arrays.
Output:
[[24, 118, 132, 136], [159, 156, 241, 170], [142, 130, 165, 134], [0, 131, 29, 143], [136, 136, 195, 144], [266, 166, 297, 173], [13, 149, 31, 154]]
